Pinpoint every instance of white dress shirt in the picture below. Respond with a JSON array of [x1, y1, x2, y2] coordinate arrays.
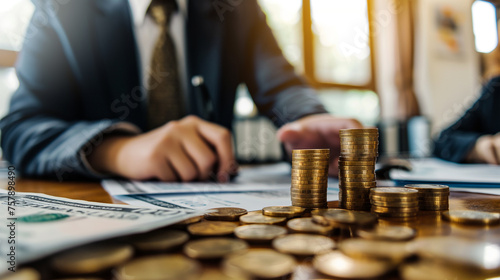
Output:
[[128, 0, 188, 98]]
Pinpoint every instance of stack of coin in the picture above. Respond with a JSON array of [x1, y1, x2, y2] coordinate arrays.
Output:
[[291, 149, 330, 208], [338, 128, 379, 211], [370, 187, 419, 218], [405, 184, 450, 211]]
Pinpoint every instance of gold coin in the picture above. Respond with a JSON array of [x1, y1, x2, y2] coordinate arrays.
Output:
[[114, 255, 201, 280], [1, 268, 40, 280], [291, 183, 327, 189], [357, 225, 416, 241], [442, 210, 500, 225], [222, 249, 296, 279], [239, 213, 286, 225], [405, 184, 450, 192], [291, 188, 328, 194], [291, 179, 328, 184], [197, 269, 250, 280], [370, 187, 418, 197], [187, 221, 238, 236], [374, 211, 417, 218], [175, 216, 203, 225], [340, 181, 377, 187], [51, 243, 133, 274], [339, 156, 378, 161], [291, 169, 329, 174], [292, 161, 330, 166], [338, 161, 376, 166], [293, 203, 328, 208], [287, 217, 334, 235], [234, 225, 287, 241], [340, 177, 376, 182], [400, 260, 483, 280], [372, 205, 419, 212], [340, 128, 379, 134], [262, 206, 305, 218], [412, 236, 500, 272], [183, 238, 248, 259], [319, 210, 377, 226], [339, 238, 414, 261], [204, 207, 248, 221], [370, 195, 417, 202], [130, 229, 189, 252], [292, 149, 330, 154], [339, 165, 376, 170], [313, 251, 392, 279], [339, 170, 375, 175], [370, 200, 419, 208], [273, 234, 335, 256], [311, 208, 349, 216]]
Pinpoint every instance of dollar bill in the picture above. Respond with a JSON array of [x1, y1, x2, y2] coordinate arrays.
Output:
[[0, 190, 201, 273]]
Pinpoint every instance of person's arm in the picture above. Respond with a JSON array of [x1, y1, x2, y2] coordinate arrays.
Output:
[[0, 2, 130, 180], [434, 77, 500, 163], [241, 2, 328, 126]]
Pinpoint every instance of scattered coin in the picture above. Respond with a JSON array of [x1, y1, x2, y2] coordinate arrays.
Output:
[[313, 210, 377, 227], [313, 251, 392, 279], [400, 260, 484, 280], [114, 255, 201, 280], [187, 221, 238, 236], [356, 225, 416, 241], [183, 238, 248, 259], [239, 213, 286, 225], [339, 238, 414, 262], [234, 225, 287, 242], [442, 210, 500, 225], [174, 216, 203, 226], [204, 207, 248, 221], [287, 217, 334, 235], [413, 236, 500, 272], [197, 269, 250, 280], [130, 229, 189, 252], [223, 249, 296, 279], [262, 206, 305, 218], [1, 268, 40, 280], [51, 243, 133, 274], [273, 234, 335, 256]]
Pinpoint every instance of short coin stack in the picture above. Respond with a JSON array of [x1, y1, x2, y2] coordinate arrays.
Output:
[[370, 187, 419, 218], [291, 149, 330, 208], [405, 184, 450, 211], [338, 128, 379, 211]]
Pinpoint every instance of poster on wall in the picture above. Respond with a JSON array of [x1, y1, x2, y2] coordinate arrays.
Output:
[[434, 5, 465, 59]]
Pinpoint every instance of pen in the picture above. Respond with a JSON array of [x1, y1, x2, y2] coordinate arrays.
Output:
[[191, 75, 214, 122]]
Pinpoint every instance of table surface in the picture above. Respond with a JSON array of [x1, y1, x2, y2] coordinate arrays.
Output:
[[2, 177, 500, 279]]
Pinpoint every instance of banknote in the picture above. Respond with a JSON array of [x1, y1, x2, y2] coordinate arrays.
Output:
[[0, 190, 201, 273]]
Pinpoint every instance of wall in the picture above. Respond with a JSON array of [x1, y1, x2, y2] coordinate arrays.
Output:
[[414, 0, 481, 135]]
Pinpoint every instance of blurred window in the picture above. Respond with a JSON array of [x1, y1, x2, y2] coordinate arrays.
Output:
[[471, 0, 498, 53]]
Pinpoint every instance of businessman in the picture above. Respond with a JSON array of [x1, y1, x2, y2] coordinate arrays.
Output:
[[434, 76, 500, 164], [0, 0, 362, 182]]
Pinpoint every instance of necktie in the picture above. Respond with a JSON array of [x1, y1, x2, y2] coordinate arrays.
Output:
[[147, 0, 185, 130]]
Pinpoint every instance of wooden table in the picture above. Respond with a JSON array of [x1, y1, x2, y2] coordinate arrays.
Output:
[[2, 178, 500, 279]]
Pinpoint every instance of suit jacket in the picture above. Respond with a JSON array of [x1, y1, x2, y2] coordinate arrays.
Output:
[[0, 0, 327, 180], [434, 76, 500, 162]]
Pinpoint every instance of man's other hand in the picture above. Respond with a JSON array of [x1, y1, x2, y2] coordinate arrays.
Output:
[[466, 134, 500, 165], [277, 114, 364, 176], [88, 116, 237, 182]]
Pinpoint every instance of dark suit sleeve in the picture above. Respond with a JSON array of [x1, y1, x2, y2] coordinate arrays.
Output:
[[0, 2, 127, 180], [242, 2, 328, 127], [433, 77, 500, 162]]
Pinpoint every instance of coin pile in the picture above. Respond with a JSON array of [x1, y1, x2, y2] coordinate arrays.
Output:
[[370, 187, 419, 218], [405, 184, 449, 211], [291, 149, 330, 208], [338, 128, 379, 211]]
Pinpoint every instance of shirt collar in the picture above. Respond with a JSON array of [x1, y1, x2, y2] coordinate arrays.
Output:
[[128, 0, 187, 26]]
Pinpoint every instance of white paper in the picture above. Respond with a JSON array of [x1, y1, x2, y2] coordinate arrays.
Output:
[[103, 163, 339, 196], [0, 190, 201, 272], [116, 187, 340, 211], [390, 158, 500, 185]]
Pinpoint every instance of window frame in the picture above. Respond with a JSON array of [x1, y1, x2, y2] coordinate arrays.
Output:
[[301, 0, 377, 91]]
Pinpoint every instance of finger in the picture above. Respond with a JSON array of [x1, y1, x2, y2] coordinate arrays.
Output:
[[168, 146, 199, 182], [155, 159, 178, 182], [197, 121, 235, 182], [492, 137, 500, 165], [481, 140, 498, 165], [277, 123, 304, 145], [182, 132, 217, 181]]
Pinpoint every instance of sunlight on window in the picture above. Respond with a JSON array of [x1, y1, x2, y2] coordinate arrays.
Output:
[[472, 0, 498, 53], [311, 0, 371, 85], [258, 0, 304, 72]]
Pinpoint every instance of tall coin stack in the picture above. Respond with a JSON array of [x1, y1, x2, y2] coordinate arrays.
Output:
[[405, 184, 449, 211], [291, 149, 330, 209], [338, 128, 379, 211]]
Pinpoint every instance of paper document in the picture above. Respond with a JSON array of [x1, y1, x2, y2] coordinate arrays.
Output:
[[116, 188, 340, 211], [103, 163, 337, 196], [390, 158, 500, 186], [0, 190, 201, 272]]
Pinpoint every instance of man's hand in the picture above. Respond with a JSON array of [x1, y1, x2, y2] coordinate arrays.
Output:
[[88, 116, 237, 182], [277, 114, 363, 177], [466, 134, 500, 165]]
